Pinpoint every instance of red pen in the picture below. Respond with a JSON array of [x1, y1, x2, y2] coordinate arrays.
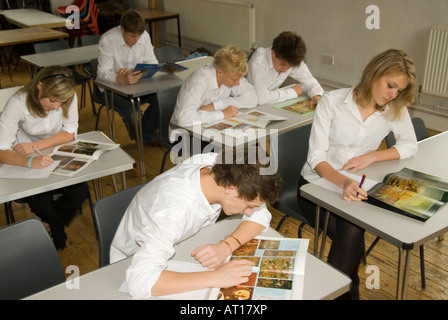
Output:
[[356, 174, 367, 197]]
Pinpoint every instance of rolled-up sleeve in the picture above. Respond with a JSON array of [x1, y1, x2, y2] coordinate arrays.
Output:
[[289, 62, 324, 99], [388, 108, 418, 159], [241, 203, 272, 230], [62, 94, 79, 137]]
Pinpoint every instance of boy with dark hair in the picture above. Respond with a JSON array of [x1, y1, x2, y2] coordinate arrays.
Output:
[[247, 31, 323, 107], [97, 9, 159, 145], [110, 148, 282, 299]]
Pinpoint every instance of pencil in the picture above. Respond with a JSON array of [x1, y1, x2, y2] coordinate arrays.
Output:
[[356, 174, 367, 197], [32, 146, 43, 156]]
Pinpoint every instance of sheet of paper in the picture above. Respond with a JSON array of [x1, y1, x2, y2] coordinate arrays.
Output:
[[310, 170, 378, 194], [118, 260, 210, 300], [0, 161, 60, 179]]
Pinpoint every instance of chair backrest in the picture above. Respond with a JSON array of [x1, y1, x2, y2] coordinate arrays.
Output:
[[80, 34, 101, 46], [156, 85, 182, 149], [385, 117, 429, 148], [92, 183, 146, 267], [0, 218, 66, 299], [34, 40, 69, 53], [154, 46, 185, 64]]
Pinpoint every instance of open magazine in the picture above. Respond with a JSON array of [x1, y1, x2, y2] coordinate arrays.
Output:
[[204, 111, 287, 138], [50, 139, 119, 176], [209, 236, 309, 300], [134, 63, 161, 79], [366, 167, 448, 222], [273, 96, 315, 116]]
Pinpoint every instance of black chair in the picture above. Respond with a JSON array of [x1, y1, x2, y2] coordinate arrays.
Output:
[[154, 46, 185, 63], [365, 117, 429, 289], [0, 218, 66, 299], [156, 85, 190, 173], [92, 183, 146, 267], [33, 40, 96, 116], [270, 123, 313, 237], [89, 58, 108, 131]]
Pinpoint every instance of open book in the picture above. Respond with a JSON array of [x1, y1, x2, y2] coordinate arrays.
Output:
[[366, 167, 448, 222], [134, 63, 161, 79], [273, 96, 315, 116], [159, 62, 187, 73], [204, 111, 287, 138], [209, 236, 308, 300], [50, 139, 119, 176]]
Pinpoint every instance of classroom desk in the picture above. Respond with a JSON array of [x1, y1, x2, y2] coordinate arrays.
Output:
[[20, 44, 99, 77], [0, 8, 67, 29], [300, 130, 448, 300], [95, 55, 213, 177], [170, 98, 314, 152], [0, 131, 135, 222], [116, 8, 181, 47], [0, 26, 68, 81], [25, 217, 351, 300]]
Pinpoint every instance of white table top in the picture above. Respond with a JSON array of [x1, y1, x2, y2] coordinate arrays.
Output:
[[301, 130, 448, 249], [20, 44, 99, 69], [0, 8, 66, 28], [95, 56, 213, 98], [0, 131, 135, 204], [25, 217, 351, 300]]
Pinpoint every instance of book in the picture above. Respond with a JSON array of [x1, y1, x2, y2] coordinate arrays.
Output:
[[49, 139, 119, 176], [366, 167, 448, 222], [133, 63, 161, 79], [273, 96, 315, 116], [159, 61, 188, 73], [209, 236, 309, 300], [204, 111, 287, 138]]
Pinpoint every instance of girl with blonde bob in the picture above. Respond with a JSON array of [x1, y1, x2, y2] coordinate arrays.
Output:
[[0, 65, 90, 250], [297, 49, 418, 299]]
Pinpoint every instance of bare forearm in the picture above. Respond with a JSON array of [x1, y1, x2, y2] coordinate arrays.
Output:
[[33, 131, 75, 151]]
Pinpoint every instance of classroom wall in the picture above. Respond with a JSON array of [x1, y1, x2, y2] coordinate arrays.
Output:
[[155, 0, 448, 131]]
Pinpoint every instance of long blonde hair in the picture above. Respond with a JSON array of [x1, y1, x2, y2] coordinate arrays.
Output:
[[21, 65, 76, 118], [213, 45, 248, 77], [353, 49, 417, 120]]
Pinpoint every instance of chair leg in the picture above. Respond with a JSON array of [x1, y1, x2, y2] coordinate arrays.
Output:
[[275, 214, 289, 231], [95, 105, 105, 131], [420, 245, 426, 290], [87, 81, 96, 116], [4, 202, 15, 224], [160, 149, 170, 173]]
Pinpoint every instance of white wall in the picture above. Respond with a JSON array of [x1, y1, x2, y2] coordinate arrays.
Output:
[[164, 0, 448, 130]]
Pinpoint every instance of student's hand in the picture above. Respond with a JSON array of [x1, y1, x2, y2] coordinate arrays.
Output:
[[13, 143, 35, 155], [209, 259, 254, 289], [222, 106, 238, 119], [310, 95, 321, 109], [199, 103, 215, 112], [293, 84, 303, 96], [30, 155, 54, 169], [341, 176, 367, 202], [191, 241, 230, 269], [116, 68, 142, 84], [342, 152, 376, 173]]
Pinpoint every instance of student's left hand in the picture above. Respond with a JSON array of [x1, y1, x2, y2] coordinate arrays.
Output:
[[191, 242, 230, 269], [13, 143, 35, 155], [342, 153, 376, 173]]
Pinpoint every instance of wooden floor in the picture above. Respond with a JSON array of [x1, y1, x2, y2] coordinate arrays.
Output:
[[1, 59, 447, 300]]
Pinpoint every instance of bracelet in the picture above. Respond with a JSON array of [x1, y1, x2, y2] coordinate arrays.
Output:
[[27, 156, 34, 169], [220, 240, 232, 255], [227, 235, 242, 247]]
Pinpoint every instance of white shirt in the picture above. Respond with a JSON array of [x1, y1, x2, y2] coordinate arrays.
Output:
[[301, 87, 418, 181], [110, 152, 271, 299], [247, 47, 324, 105], [0, 91, 78, 149], [97, 26, 158, 83], [170, 62, 258, 127]]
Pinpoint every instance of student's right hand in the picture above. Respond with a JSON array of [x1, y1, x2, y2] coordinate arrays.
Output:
[[116, 68, 142, 84], [210, 259, 254, 289], [222, 106, 238, 119], [30, 155, 53, 169]]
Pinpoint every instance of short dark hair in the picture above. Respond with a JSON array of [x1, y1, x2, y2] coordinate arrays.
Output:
[[272, 31, 306, 66], [120, 9, 146, 34], [211, 147, 282, 203]]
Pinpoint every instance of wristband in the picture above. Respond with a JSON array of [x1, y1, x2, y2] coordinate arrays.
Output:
[[28, 156, 34, 169], [220, 240, 232, 255], [227, 235, 242, 247]]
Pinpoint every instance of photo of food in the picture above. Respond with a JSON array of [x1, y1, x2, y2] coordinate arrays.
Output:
[[259, 257, 295, 280], [218, 286, 253, 300]]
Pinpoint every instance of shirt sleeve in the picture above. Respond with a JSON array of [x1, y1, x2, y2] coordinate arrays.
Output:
[[0, 95, 23, 150], [61, 93, 79, 136], [289, 62, 324, 99], [213, 78, 258, 111], [388, 108, 418, 159], [174, 78, 224, 127], [97, 35, 117, 83], [241, 203, 272, 230]]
